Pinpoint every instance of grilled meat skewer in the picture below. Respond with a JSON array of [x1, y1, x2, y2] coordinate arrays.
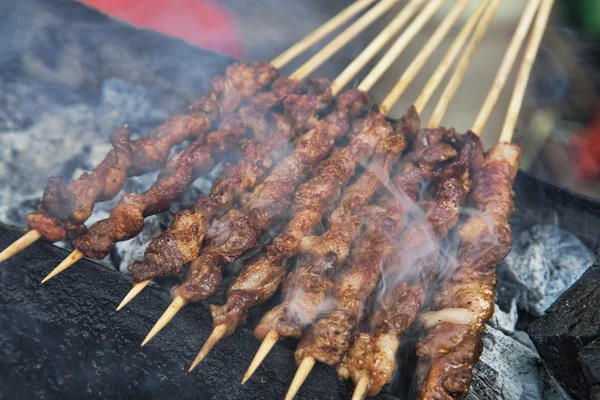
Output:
[[28, 62, 278, 244], [415, 141, 520, 400], [337, 133, 478, 398], [125, 78, 329, 288], [140, 89, 369, 345], [194, 109, 417, 371]]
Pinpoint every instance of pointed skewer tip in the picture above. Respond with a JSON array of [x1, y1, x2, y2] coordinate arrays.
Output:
[[141, 296, 186, 346], [117, 279, 152, 311], [284, 356, 316, 400], [188, 324, 228, 372], [0, 230, 42, 264], [242, 330, 280, 384], [41, 249, 84, 284], [352, 376, 370, 400]]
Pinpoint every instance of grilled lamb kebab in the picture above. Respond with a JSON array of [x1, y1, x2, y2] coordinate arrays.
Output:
[[170, 89, 368, 305], [336, 133, 479, 398], [140, 89, 369, 345], [202, 109, 418, 365], [27, 62, 278, 243], [72, 78, 329, 261], [415, 140, 521, 400], [289, 127, 461, 390], [126, 77, 329, 285]]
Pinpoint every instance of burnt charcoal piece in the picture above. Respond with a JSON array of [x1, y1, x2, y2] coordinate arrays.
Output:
[[528, 262, 600, 400], [0, 225, 396, 400]]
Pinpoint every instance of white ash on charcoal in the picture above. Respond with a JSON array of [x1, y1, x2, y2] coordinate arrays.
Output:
[[0, 77, 218, 272], [467, 325, 569, 400], [496, 224, 594, 318]]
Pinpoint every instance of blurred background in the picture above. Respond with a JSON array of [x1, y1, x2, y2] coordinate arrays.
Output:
[[78, 0, 600, 198]]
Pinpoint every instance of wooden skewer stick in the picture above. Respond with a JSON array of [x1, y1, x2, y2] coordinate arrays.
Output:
[[471, 0, 543, 135], [357, 0, 447, 93], [499, 0, 554, 143], [378, 0, 471, 115], [413, 0, 492, 114], [116, 279, 151, 311], [427, 0, 504, 129], [271, 0, 377, 69], [290, 0, 402, 81], [188, 324, 228, 372], [141, 296, 186, 346], [352, 376, 370, 400], [284, 356, 316, 400], [0, 0, 376, 267], [41, 249, 84, 284], [0, 230, 41, 264], [242, 330, 280, 384], [330, 0, 426, 96]]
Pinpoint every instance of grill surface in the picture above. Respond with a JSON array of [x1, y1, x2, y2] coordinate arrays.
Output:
[[2, 0, 600, 399]]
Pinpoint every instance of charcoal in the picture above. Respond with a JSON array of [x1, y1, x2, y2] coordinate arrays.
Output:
[[467, 325, 567, 400], [528, 262, 600, 400], [497, 224, 594, 317], [0, 225, 398, 400]]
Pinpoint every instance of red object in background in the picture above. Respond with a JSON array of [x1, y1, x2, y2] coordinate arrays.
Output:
[[571, 102, 600, 181], [80, 0, 244, 59]]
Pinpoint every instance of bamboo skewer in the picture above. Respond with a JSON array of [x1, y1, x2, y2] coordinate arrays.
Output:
[[357, 0, 448, 93], [141, 296, 186, 346], [290, 0, 402, 80], [413, 0, 492, 113], [0, 230, 41, 263], [270, 0, 378, 69], [378, 0, 471, 114], [41, 249, 83, 284], [0, 0, 382, 267], [42, 0, 405, 286], [499, 0, 554, 143], [116, 279, 151, 311], [471, 0, 543, 135], [284, 357, 316, 400], [427, 0, 503, 128], [352, 376, 370, 400], [330, 0, 426, 95], [243, 0, 472, 385], [189, 0, 465, 374]]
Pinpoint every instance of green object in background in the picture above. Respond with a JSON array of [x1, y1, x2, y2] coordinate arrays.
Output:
[[561, 0, 600, 37]]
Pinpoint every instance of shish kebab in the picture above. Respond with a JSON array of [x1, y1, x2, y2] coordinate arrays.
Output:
[[0, 0, 381, 265], [38, 0, 407, 283], [139, 0, 448, 347], [283, 1, 506, 398], [416, 2, 553, 399], [341, 1, 544, 398], [117, 0, 429, 310], [199, 0, 477, 377]]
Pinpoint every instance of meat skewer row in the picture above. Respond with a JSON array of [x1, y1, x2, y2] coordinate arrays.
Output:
[[113, 77, 327, 310], [139, 0, 448, 349], [338, 133, 475, 399], [40, 0, 404, 283], [192, 0, 462, 370], [283, 1, 505, 398], [39, 78, 329, 284], [342, 1, 545, 397], [116, 0, 431, 310], [416, 2, 552, 398], [209, 0, 475, 381], [248, 124, 459, 380], [0, 0, 380, 264]]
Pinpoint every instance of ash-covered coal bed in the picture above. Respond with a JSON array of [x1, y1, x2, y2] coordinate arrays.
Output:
[[0, 0, 598, 399]]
